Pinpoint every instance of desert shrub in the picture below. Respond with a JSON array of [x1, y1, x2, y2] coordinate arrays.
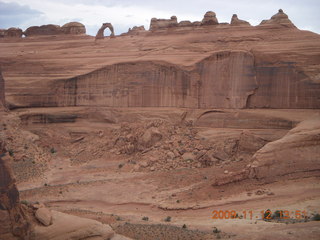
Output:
[[164, 216, 171, 222], [213, 227, 221, 233], [182, 224, 187, 229], [20, 200, 29, 205], [142, 216, 149, 221], [50, 148, 56, 154], [8, 149, 14, 157]]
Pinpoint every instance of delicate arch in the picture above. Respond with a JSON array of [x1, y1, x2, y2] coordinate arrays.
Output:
[[95, 23, 115, 40]]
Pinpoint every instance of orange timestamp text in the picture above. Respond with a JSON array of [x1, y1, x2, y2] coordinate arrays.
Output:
[[211, 210, 307, 220]]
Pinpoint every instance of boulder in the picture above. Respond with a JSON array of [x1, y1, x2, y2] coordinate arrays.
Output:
[[201, 11, 219, 25], [230, 14, 251, 26], [35, 207, 52, 226], [140, 127, 162, 148], [61, 22, 86, 34], [182, 152, 196, 162]]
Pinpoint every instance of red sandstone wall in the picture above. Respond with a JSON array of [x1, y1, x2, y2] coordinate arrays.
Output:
[[6, 51, 320, 109]]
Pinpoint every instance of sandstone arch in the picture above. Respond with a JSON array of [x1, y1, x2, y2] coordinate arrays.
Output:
[[95, 23, 115, 40]]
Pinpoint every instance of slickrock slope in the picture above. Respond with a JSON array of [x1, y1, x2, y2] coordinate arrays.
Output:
[[249, 119, 320, 182]]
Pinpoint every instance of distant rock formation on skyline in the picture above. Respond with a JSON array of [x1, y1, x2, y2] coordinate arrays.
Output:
[[201, 11, 219, 25], [259, 9, 296, 28], [231, 14, 251, 26], [149, 16, 178, 31], [95, 23, 115, 40]]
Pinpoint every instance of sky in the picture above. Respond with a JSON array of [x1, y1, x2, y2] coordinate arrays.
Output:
[[0, 0, 319, 36]]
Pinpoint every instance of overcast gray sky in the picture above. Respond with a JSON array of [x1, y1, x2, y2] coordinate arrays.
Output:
[[0, 0, 319, 35]]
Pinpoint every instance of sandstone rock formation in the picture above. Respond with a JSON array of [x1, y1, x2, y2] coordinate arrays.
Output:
[[24, 22, 86, 37], [95, 23, 115, 40], [201, 11, 219, 25], [248, 119, 320, 182], [212, 119, 320, 186], [61, 22, 86, 35], [0, 124, 32, 239], [260, 9, 296, 28], [0, 28, 23, 38], [34, 210, 114, 240], [230, 14, 251, 26], [1, 69, 32, 239], [125, 26, 146, 35], [18, 50, 317, 109], [24, 24, 61, 37], [2, 10, 320, 109], [178, 21, 193, 27], [149, 16, 178, 31]]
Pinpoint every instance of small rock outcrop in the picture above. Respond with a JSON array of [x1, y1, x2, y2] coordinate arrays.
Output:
[[127, 26, 146, 35], [0, 28, 23, 38], [24, 24, 61, 37], [201, 11, 219, 25], [24, 22, 86, 37], [95, 23, 115, 40], [178, 20, 193, 27], [149, 16, 178, 31], [61, 22, 86, 34], [259, 9, 296, 28], [230, 14, 251, 26]]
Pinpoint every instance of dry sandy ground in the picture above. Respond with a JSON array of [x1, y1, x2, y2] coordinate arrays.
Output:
[[10, 107, 319, 240]]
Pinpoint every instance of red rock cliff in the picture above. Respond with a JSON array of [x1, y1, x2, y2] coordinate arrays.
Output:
[[12, 50, 318, 109], [0, 71, 32, 239]]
